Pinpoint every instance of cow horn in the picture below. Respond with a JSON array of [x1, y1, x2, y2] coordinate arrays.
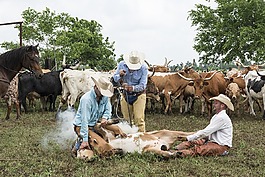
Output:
[[256, 70, 265, 77], [93, 67, 99, 72], [144, 60, 151, 67], [148, 67, 155, 77], [167, 60, 173, 67], [164, 57, 167, 67], [62, 55, 66, 68], [204, 71, 218, 81], [177, 72, 194, 81], [257, 63, 265, 68]]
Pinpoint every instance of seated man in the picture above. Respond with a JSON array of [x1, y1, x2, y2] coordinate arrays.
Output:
[[174, 94, 234, 157]]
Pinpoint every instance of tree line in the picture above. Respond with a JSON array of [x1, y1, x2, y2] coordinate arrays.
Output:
[[1, 0, 264, 71]]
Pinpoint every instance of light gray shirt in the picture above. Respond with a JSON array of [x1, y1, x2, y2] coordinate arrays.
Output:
[[187, 110, 233, 147]]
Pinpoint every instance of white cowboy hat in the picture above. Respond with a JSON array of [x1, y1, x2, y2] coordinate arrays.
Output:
[[91, 76, 114, 97], [209, 94, 234, 111], [124, 51, 145, 70]]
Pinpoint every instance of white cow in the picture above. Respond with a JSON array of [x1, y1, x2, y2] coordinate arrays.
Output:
[[58, 69, 113, 110], [244, 70, 265, 119]]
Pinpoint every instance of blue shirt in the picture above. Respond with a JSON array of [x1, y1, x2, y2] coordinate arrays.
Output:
[[113, 61, 148, 92], [73, 87, 112, 142]]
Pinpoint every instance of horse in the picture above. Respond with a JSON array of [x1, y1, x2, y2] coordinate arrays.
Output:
[[0, 45, 43, 98]]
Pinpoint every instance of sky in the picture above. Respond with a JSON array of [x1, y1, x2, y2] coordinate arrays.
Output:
[[0, 0, 215, 66]]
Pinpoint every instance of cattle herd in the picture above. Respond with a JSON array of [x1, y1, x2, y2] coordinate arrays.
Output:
[[2, 60, 265, 121]]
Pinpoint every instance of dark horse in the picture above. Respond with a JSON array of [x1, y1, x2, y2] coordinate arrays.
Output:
[[0, 45, 43, 98]]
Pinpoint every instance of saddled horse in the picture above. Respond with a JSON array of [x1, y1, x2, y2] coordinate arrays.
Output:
[[0, 45, 43, 98]]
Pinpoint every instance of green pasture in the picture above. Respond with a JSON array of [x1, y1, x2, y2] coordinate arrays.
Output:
[[0, 100, 265, 177]]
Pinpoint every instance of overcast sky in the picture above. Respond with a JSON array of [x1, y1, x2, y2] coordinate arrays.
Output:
[[0, 0, 215, 65]]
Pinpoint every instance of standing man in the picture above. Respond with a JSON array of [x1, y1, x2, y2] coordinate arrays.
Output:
[[113, 51, 148, 132], [174, 94, 234, 157], [73, 76, 114, 151]]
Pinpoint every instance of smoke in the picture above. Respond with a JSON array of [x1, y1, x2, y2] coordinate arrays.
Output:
[[117, 121, 139, 134], [41, 108, 77, 149]]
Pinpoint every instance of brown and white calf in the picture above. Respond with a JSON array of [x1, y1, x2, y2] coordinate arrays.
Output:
[[76, 122, 194, 160], [225, 83, 241, 116]]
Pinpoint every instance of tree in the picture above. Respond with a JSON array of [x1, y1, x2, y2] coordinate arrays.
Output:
[[0, 8, 117, 70], [189, 0, 265, 64]]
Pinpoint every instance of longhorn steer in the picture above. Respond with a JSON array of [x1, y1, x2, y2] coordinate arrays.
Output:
[[149, 72, 191, 114], [178, 71, 228, 117], [227, 60, 264, 78], [144, 57, 172, 72], [178, 67, 200, 114], [244, 70, 265, 119], [58, 69, 113, 110]]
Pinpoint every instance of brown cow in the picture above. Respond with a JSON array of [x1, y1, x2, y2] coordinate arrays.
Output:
[[178, 71, 228, 117], [150, 72, 191, 114], [178, 67, 200, 114]]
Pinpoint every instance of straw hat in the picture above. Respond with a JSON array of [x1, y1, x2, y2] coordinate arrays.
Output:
[[124, 51, 145, 70], [209, 94, 234, 111], [91, 76, 114, 97]]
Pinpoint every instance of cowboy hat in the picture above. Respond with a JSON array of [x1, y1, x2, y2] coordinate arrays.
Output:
[[124, 51, 145, 70], [91, 76, 114, 97], [209, 94, 234, 111]]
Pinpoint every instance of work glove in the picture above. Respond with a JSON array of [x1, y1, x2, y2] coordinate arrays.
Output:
[[119, 69, 126, 77]]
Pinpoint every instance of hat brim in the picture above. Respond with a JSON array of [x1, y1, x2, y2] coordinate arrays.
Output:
[[209, 96, 234, 111], [91, 77, 113, 97], [124, 54, 144, 70]]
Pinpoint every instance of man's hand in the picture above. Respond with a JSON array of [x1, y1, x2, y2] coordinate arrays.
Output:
[[177, 136, 187, 141], [119, 69, 126, 77], [122, 83, 133, 92], [80, 141, 89, 149], [100, 118, 108, 127]]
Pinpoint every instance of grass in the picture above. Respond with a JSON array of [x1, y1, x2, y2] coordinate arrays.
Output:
[[0, 100, 265, 177]]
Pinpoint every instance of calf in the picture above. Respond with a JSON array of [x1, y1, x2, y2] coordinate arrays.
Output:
[[225, 83, 241, 116], [75, 122, 194, 160], [18, 70, 62, 113]]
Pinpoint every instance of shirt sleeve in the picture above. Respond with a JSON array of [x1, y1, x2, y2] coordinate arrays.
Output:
[[102, 97, 112, 120], [133, 65, 148, 92], [187, 115, 225, 141], [80, 98, 92, 142], [113, 62, 123, 83]]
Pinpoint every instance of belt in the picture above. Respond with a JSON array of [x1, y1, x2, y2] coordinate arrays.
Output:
[[123, 89, 146, 96]]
